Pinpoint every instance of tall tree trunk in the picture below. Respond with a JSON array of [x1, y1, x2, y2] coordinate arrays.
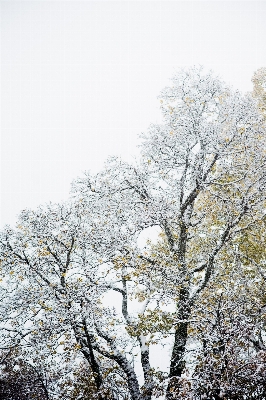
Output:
[[166, 287, 191, 399], [138, 334, 154, 400]]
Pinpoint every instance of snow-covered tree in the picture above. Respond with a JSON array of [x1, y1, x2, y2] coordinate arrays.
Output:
[[252, 67, 266, 119], [0, 66, 266, 399]]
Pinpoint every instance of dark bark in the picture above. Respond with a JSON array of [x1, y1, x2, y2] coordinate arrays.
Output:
[[163, 212, 191, 399], [138, 338, 154, 400], [166, 287, 191, 399], [80, 319, 105, 399]]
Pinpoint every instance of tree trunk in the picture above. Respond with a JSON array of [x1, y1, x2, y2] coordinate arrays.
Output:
[[166, 287, 190, 399], [138, 334, 154, 400]]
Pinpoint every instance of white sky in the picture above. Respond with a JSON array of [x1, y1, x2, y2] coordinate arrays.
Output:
[[1, 1, 266, 228]]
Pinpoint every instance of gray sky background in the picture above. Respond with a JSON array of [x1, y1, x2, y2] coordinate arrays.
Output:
[[1, 1, 266, 227]]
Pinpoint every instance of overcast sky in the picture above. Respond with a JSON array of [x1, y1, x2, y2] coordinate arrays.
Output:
[[1, 1, 266, 227]]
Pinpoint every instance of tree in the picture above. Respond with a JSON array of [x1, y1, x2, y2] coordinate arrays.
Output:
[[0, 350, 50, 400], [252, 67, 266, 119], [0, 66, 266, 399]]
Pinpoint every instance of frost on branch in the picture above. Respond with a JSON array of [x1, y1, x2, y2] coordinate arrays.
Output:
[[0, 66, 266, 399]]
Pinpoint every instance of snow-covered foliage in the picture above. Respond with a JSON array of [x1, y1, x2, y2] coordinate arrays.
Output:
[[0, 66, 266, 399]]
